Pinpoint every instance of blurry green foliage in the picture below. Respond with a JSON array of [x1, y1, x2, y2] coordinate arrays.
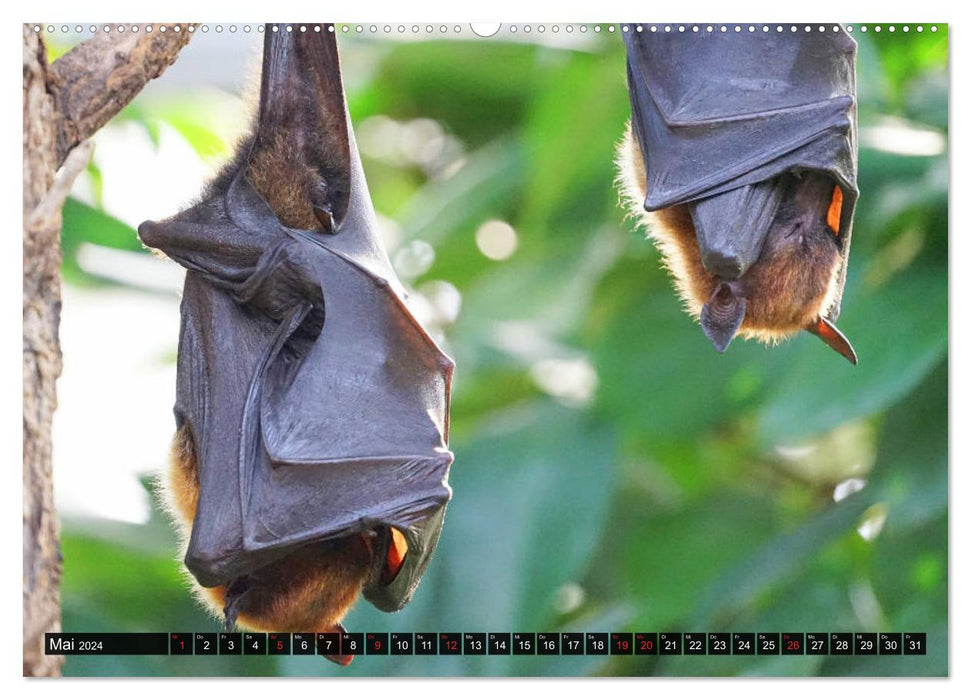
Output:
[[58, 26, 947, 677]]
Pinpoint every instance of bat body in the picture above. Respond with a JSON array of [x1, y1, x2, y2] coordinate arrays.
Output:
[[139, 26, 454, 661], [617, 28, 859, 363]]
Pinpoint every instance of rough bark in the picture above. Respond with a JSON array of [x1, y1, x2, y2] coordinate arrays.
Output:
[[23, 24, 64, 678], [51, 24, 192, 165], [22, 22, 192, 677]]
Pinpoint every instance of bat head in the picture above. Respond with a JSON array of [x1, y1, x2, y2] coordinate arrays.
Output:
[[617, 126, 857, 363], [208, 24, 353, 234]]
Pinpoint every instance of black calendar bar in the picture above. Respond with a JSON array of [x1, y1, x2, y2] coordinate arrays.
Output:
[[45, 633, 169, 655], [45, 631, 929, 656]]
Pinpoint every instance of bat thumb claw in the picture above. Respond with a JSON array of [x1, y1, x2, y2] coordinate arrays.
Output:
[[313, 204, 337, 233]]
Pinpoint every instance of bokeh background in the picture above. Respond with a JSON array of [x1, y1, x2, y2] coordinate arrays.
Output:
[[43, 23, 948, 676]]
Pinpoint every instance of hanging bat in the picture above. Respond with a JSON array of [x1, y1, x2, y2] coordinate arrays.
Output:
[[616, 27, 859, 363], [138, 24, 454, 664]]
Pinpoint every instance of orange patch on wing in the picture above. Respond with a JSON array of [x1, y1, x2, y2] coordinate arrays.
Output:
[[385, 527, 409, 581], [827, 186, 843, 235]]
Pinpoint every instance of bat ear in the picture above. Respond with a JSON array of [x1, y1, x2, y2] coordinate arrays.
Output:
[[256, 24, 351, 230], [700, 283, 746, 353], [806, 316, 858, 365]]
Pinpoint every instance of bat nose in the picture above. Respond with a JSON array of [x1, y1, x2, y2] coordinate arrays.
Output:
[[689, 181, 784, 280]]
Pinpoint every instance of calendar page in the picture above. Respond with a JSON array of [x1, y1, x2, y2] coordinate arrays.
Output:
[[22, 20, 948, 678]]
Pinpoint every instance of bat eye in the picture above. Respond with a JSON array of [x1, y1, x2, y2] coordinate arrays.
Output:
[[827, 186, 843, 236], [786, 221, 803, 241], [381, 527, 409, 583]]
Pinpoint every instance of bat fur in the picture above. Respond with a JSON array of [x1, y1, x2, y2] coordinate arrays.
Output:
[[616, 125, 843, 345]]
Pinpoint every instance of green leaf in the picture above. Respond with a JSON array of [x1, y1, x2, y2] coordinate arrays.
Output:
[[756, 266, 946, 444], [61, 198, 146, 286]]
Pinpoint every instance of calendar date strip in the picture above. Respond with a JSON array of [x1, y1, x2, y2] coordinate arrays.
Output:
[[46, 631, 927, 656]]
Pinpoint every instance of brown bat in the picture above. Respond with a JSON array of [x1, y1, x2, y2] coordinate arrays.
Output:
[[141, 25, 453, 665], [617, 29, 859, 364]]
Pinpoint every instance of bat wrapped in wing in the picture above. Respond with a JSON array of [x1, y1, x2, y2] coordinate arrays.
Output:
[[617, 26, 859, 362], [138, 25, 453, 660]]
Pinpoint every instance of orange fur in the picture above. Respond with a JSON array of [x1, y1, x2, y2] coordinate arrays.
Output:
[[165, 424, 200, 524], [161, 425, 372, 632], [615, 125, 841, 344]]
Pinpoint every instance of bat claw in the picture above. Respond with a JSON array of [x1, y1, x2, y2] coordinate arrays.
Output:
[[313, 204, 336, 233]]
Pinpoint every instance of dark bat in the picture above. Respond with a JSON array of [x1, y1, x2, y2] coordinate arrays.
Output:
[[138, 24, 454, 664], [616, 27, 859, 363]]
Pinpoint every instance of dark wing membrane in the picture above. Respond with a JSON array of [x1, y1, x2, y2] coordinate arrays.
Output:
[[260, 242, 451, 465], [624, 29, 858, 210], [363, 505, 449, 612], [623, 26, 859, 318], [257, 24, 351, 230], [141, 191, 452, 586], [173, 273, 282, 587], [141, 157, 452, 589], [244, 231, 453, 554], [140, 185, 326, 586]]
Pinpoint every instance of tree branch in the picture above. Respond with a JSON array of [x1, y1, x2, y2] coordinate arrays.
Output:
[[28, 140, 93, 230], [50, 23, 193, 166], [22, 22, 193, 676]]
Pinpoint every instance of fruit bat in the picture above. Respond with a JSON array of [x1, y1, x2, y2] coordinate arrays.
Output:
[[616, 27, 859, 363], [138, 25, 454, 664]]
